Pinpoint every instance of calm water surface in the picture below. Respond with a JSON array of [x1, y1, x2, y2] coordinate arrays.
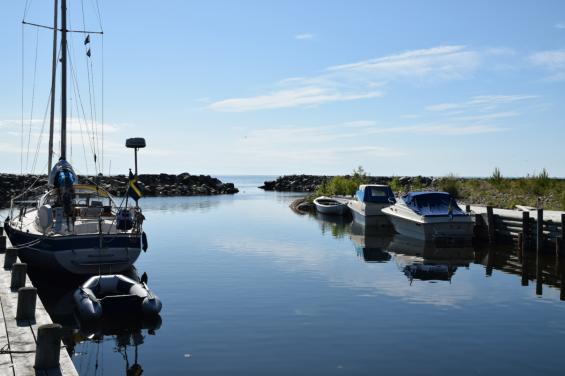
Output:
[[22, 176, 565, 375]]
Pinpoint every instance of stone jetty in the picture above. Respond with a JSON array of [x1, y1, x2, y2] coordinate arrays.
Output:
[[259, 175, 433, 192], [0, 173, 238, 208]]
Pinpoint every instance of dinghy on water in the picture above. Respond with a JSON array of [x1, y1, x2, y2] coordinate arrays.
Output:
[[313, 196, 350, 215], [73, 274, 162, 321]]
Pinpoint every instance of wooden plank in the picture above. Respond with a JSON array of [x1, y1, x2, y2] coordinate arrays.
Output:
[[0, 238, 78, 376]]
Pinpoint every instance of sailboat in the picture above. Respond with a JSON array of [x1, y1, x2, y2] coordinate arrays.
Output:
[[3, 0, 148, 274]]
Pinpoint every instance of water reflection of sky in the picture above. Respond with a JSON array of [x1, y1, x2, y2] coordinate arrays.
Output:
[[4, 177, 565, 375]]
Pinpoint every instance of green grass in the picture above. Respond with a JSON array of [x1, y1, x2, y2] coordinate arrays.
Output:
[[312, 167, 565, 210]]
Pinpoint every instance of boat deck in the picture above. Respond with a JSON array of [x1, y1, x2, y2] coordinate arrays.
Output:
[[0, 236, 78, 376]]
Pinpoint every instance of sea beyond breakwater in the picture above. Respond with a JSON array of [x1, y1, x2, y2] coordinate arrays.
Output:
[[259, 174, 565, 210], [0, 173, 238, 208]]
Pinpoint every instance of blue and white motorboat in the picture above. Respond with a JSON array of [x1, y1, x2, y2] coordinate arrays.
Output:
[[347, 185, 396, 227], [382, 192, 474, 241]]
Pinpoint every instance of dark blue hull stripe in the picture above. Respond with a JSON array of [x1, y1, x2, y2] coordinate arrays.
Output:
[[4, 223, 141, 252]]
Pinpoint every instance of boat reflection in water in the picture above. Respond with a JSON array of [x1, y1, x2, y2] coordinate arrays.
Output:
[[349, 222, 393, 262], [312, 212, 353, 239], [388, 234, 474, 284], [26, 267, 162, 374]]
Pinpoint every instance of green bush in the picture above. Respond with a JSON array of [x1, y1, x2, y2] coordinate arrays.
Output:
[[389, 176, 401, 193], [439, 174, 460, 198], [315, 166, 369, 197], [561, 190, 565, 211]]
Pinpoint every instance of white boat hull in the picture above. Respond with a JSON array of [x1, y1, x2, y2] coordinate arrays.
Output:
[[385, 213, 474, 241], [348, 201, 392, 228], [314, 197, 349, 215]]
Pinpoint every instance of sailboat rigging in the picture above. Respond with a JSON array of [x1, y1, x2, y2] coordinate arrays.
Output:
[[4, 0, 148, 275]]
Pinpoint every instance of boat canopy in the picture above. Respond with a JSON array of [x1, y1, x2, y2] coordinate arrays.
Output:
[[402, 192, 466, 217], [356, 185, 396, 203], [48, 159, 77, 187]]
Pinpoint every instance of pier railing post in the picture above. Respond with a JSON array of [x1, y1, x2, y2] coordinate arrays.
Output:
[[487, 206, 495, 243], [537, 209, 543, 254], [522, 212, 530, 254], [34, 324, 62, 370], [16, 286, 37, 321], [10, 262, 27, 290], [4, 248, 18, 269]]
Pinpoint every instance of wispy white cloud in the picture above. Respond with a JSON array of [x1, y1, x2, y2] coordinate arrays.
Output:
[[209, 45, 483, 112], [294, 33, 316, 40], [327, 45, 480, 81], [366, 124, 507, 136], [529, 49, 565, 81], [426, 94, 538, 112], [208, 87, 382, 112], [555, 22, 565, 29]]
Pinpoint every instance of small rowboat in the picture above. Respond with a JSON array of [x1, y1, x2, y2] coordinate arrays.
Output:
[[313, 196, 350, 215]]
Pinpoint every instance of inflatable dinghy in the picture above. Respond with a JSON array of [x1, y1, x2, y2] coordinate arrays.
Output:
[[74, 274, 162, 321]]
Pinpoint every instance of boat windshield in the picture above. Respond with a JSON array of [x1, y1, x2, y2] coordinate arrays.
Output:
[[357, 186, 395, 203], [402, 192, 465, 217]]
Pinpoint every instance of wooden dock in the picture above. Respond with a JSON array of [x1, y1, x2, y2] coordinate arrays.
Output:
[[0, 232, 77, 376], [467, 204, 564, 254]]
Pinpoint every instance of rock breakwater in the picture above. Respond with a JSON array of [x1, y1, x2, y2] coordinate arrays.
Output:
[[0, 173, 238, 208]]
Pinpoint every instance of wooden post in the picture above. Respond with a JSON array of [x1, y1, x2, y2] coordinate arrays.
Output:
[[487, 206, 495, 243], [10, 262, 27, 290], [522, 211, 530, 254], [3, 248, 17, 269], [557, 238, 563, 259], [537, 208, 543, 254], [34, 324, 62, 369], [562, 213, 565, 241], [16, 287, 37, 321], [518, 232, 523, 261], [465, 204, 471, 213], [0, 226, 3, 236], [0, 236, 5, 252]]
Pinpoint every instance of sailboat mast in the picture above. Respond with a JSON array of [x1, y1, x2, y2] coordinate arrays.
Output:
[[60, 0, 67, 160], [47, 0, 58, 173]]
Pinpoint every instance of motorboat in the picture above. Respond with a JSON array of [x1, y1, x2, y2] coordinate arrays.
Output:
[[382, 192, 474, 241], [73, 274, 162, 321], [313, 196, 350, 215], [347, 184, 396, 228]]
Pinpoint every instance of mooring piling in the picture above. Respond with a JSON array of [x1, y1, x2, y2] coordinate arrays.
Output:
[[16, 286, 37, 321], [537, 209, 544, 254], [34, 324, 63, 370], [10, 262, 27, 290], [487, 206, 495, 243], [4, 248, 17, 269], [522, 211, 530, 253]]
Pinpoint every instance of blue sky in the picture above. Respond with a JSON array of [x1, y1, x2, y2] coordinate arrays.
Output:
[[1, 0, 564, 177]]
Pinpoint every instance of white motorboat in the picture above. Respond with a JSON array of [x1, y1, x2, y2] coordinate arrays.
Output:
[[382, 192, 474, 241], [313, 196, 350, 215], [347, 184, 396, 228], [4, 1, 148, 274]]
